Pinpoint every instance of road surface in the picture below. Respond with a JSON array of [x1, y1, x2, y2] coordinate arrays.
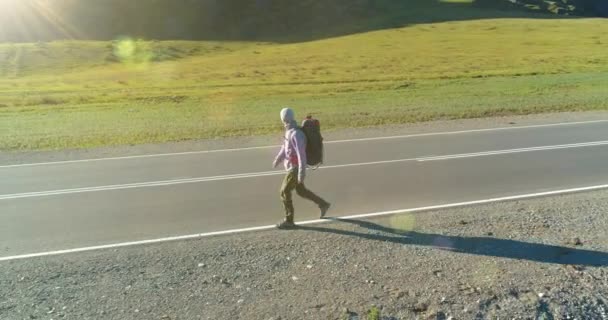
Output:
[[2, 120, 608, 259]]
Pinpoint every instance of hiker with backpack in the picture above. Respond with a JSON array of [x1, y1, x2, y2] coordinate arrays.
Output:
[[273, 107, 331, 229]]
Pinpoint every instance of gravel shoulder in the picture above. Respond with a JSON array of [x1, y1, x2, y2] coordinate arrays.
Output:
[[2, 111, 607, 165], [3, 190, 608, 319]]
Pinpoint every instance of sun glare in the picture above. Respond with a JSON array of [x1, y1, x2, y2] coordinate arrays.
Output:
[[0, 0, 27, 11], [0, 0, 84, 41], [0, 0, 17, 10]]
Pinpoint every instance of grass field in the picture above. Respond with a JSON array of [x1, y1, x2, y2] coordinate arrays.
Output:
[[1, 11, 608, 150]]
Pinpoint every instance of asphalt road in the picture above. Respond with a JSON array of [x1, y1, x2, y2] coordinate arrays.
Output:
[[2, 120, 608, 258]]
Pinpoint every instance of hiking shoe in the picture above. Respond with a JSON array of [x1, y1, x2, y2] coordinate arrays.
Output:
[[320, 202, 331, 219], [276, 219, 296, 229]]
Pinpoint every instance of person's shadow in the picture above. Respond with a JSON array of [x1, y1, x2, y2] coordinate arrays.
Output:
[[297, 218, 608, 267]]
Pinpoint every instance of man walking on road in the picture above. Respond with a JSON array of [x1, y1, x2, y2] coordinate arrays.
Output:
[[273, 107, 331, 229]]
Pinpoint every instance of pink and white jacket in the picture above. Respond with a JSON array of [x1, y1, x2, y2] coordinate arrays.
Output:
[[274, 120, 307, 183]]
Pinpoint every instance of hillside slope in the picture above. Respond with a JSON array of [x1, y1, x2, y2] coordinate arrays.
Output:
[[1, 0, 607, 150], [2, 0, 603, 43]]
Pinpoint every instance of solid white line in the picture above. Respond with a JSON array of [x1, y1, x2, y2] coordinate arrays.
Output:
[[2, 183, 608, 262], [2, 140, 608, 201], [2, 119, 607, 169]]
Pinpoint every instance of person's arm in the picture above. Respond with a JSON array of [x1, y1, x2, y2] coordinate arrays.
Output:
[[273, 143, 286, 168], [294, 130, 307, 184]]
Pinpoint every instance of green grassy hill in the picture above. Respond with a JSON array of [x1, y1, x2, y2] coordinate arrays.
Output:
[[2, 0, 604, 43], [0, 0, 607, 150]]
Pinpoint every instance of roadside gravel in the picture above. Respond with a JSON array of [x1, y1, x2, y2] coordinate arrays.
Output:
[[3, 190, 608, 319]]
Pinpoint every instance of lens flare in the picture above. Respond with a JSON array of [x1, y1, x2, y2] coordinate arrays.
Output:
[[111, 37, 154, 69], [114, 38, 137, 61], [389, 214, 416, 233]]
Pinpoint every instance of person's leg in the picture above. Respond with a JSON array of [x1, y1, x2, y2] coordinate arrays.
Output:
[[279, 169, 298, 226], [294, 173, 331, 218], [295, 170, 331, 219], [295, 183, 328, 207]]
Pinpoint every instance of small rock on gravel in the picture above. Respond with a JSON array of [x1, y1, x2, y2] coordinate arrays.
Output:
[[412, 301, 429, 313]]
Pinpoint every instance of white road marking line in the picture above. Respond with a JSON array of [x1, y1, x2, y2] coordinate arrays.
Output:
[[0, 171, 284, 200], [0, 145, 277, 169], [2, 140, 608, 201], [417, 140, 608, 162], [2, 119, 607, 169], [2, 183, 608, 262], [328, 119, 608, 144]]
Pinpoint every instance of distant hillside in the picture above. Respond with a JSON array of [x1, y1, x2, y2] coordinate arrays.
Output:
[[1, 1, 607, 150], [0, 0, 605, 43], [477, 0, 608, 15]]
